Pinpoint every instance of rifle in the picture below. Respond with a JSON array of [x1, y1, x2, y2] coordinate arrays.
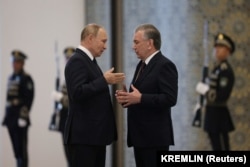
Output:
[[192, 20, 209, 127], [49, 40, 61, 131]]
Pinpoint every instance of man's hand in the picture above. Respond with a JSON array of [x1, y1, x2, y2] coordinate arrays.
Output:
[[115, 84, 142, 107], [104, 67, 125, 84], [115, 84, 127, 106]]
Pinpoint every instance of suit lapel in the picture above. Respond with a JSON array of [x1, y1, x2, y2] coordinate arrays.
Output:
[[132, 61, 143, 84], [134, 52, 160, 86], [76, 48, 102, 76], [93, 58, 103, 75]]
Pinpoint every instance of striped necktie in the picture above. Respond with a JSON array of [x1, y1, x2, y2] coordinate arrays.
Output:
[[135, 61, 146, 82]]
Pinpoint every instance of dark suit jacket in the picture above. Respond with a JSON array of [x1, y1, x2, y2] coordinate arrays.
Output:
[[127, 51, 178, 147], [64, 48, 117, 146]]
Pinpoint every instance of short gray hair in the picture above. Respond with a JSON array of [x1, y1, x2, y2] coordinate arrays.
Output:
[[135, 24, 161, 50]]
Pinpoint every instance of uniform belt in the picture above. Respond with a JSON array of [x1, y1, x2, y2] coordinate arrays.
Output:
[[207, 102, 227, 107], [6, 99, 21, 107]]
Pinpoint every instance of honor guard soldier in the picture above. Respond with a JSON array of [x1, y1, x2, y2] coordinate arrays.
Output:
[[2, 50, 34, 167], [51, 47, 75, 167], [196, 33, 235, 150]]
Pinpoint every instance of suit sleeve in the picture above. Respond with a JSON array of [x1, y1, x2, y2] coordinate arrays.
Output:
[[65, 57, 108, 102], [141, 61, 178, 108]]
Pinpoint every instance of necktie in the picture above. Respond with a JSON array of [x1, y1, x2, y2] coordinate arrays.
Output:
[[135, 61, 146, 82], [93, 58, 97, 64], [93, 58, 102, 74]]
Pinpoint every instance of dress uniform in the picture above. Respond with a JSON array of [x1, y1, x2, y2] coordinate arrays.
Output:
[[198, 33, 235, 150], [50, 47, 75, 167], [2, 50, 34, 167]]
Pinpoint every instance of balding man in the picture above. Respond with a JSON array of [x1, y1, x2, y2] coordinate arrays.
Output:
[[64, 24, 125, 167]]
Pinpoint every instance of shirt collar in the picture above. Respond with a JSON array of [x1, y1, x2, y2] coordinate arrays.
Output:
[[144, 50, 159, 65], [78, 45, 94, 61]]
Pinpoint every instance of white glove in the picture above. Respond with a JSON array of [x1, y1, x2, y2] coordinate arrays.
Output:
[[193, 103, 201, 114], [51, 90, 63, 102], [196, 82, 209, 95], [18, 118, 27, 127]]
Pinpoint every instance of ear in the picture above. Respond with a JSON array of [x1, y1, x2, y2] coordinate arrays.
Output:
[[88, 34, 94, 41], [148, 39, 154, 49]]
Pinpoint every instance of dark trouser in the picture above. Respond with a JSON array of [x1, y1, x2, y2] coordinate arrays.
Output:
[[208, 132, 230, 151], [66, 144, 106, 167], [7, 126, 28, 167], [61, 134, 70, 167], [133, 146, 169, 167]]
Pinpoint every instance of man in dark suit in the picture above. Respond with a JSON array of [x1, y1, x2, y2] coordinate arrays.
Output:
[[64, 23, 125, 167], [196, 33, 235, 150], [2, 50, 34, 167], [116, 24, 178, 167]]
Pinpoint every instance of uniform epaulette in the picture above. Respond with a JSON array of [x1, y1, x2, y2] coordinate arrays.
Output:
[[23, 71, 31, 77]]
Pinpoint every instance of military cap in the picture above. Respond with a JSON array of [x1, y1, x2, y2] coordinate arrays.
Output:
[[11, 50, 27, 61], [214, 33, 235, 54], [64, 47, 75, 59]]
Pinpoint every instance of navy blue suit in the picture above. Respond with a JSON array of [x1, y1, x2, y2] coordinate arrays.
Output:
[[127, 51, 178, 167], [64, 48, 117, 167], [128, 51, 178, 147]]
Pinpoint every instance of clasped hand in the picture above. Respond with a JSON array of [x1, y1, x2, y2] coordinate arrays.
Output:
[[104, 67, 125, 84], [115, 84, 141, 107]]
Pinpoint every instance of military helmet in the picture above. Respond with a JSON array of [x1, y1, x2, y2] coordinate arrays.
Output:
[[214, 33, 235, 54], [11, 50, 27, 61], [64, 47, 75, 59]]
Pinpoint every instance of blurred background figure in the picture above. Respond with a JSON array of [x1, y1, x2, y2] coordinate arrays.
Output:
[[196, 33, 235, 150], [50, 47, 75, 167], [2, 50, 35, 167]]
